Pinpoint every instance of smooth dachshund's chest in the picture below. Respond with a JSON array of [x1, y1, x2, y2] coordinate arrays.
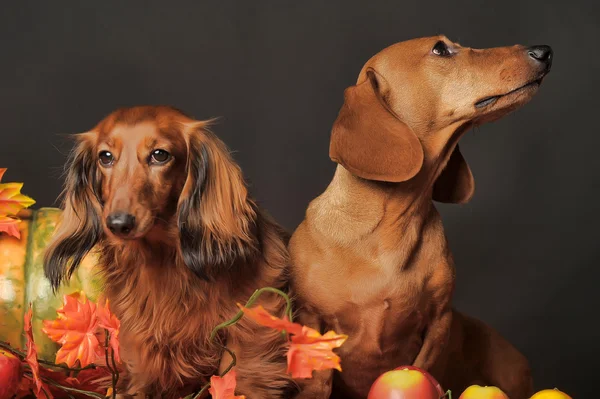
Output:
[[290, 216, 451, 397], [293, 226, 432, 348]]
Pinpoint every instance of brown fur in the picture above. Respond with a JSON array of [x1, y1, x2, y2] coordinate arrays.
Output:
[[290, 36, 552, 399], [44, 106, 297, 398]]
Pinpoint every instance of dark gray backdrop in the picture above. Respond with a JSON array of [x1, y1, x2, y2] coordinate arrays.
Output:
[[1, 1, 598, 397]]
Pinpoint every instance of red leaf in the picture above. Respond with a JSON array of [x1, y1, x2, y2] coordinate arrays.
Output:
[[96, 298, 121, 364], [24, 305, 54, 399], [0, 215, 21, 239], [15, 367, 113, 399], [208, 369, 246, 399], [42, 292, 102, 368], [14, 377, 35, 399], [44, 367, 113, 397]]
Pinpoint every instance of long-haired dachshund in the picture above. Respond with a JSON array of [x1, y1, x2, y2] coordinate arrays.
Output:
[[289, 36, 552, 399], [43, 106, 296, 398]]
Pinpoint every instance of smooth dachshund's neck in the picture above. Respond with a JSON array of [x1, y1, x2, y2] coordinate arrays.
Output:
[[307, 123, 469, 246], [307, 166, 440, 246]]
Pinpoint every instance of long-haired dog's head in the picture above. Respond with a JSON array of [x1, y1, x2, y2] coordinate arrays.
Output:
[[44, 106, 258, 289]]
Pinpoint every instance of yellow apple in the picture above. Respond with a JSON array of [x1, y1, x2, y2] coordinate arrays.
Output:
[[530, 388, 572, 399], [459, 385, 509, 399]]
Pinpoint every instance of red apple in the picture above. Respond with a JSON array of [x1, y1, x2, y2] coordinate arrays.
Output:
[[0, 349, 22, 399], [530, 388, 572, 399], [368, 367, 439, 399], [395, 365, 444, 396], [459, 385, 509, 399]]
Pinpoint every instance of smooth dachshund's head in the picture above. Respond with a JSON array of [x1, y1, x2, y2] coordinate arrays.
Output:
[[329, 35, 552, 203], [44, 106, 257, 289]]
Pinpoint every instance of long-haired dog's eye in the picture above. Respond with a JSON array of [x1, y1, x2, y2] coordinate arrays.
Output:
[[98, 151, 114, 167], [150, 149, 171, 165], [432, 41, 451, 57]]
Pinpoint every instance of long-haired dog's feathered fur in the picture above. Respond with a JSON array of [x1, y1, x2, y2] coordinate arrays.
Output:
[[44, 106, 296, 398]]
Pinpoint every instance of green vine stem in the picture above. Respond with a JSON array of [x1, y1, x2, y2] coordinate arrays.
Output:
[[217, 345, 238, 378], [443, 389, 452, 399], [187, 287, 293, 399], [192, 345, 237, 399], [209, 287, 293, 341], [0, 341, 97, 372]]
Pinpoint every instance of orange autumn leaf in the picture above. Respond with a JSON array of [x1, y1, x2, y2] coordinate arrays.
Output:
[[208, 369, 246, 399], [288, 328, 347, 379], [96, 298, 121, 364], [42, 292, 102, 367], [24, 305, 54, 399], [0, 168, 36, 215], [0, 168, 35, 239], [236, 304, 303, 335], [24, 306, 42, 394], [237, 304, 347, 379], [0, 215, 21, 239]]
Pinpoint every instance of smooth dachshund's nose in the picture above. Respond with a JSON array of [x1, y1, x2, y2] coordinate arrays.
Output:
[[527, 45, 553, 70], [106, 212, 136, 237]]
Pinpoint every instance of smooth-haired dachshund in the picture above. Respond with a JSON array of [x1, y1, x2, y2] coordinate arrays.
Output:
[[289, 36, 552, 399]]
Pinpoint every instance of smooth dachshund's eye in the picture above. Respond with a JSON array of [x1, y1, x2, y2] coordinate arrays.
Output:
[[432, 41, 451, 57], [150, 149, 171, 165], [99, 151, 114, 166]]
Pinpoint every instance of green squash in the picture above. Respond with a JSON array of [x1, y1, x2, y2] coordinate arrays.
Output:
[[0, 208, 103, 361]]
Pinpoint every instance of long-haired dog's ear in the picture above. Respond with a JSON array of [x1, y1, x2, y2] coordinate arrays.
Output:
[[329, 69, 424, 183], [177, 123, 258, 280], [432, 144, 475, 204], [44, 133, 102, 290]]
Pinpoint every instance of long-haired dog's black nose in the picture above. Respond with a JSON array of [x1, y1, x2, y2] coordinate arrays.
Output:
[[106, 212, 136, 236]]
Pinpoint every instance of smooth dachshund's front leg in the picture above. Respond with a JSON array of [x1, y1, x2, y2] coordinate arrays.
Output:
[[412, 267, 454, 375], [412, 308, 452, 372]]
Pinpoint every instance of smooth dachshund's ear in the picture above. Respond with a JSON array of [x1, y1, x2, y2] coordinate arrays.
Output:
[[432, 144, 475, 204], [44, 133, 103, 291], [177, 123, 258, 280], [329, 70, 424, 182]]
